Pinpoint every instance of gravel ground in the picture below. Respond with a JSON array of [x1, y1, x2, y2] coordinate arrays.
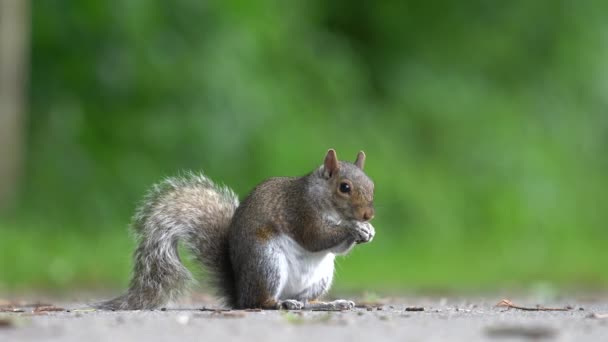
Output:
[[1, 296, 607, 341]]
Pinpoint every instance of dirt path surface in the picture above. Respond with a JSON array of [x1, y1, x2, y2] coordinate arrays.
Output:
[[1, 296, 607, 341]]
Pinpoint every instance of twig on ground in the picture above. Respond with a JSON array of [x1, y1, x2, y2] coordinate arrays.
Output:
[[587, 313, 608, 319], [495, 299, 571, 312], [405, 307, 425, 312], [485, 325, 557, 339], [218, 311, 246, 318], [200, 307, 231, 313]]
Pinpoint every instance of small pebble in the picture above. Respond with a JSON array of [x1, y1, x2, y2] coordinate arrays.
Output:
[[176, 315, 190, 325]]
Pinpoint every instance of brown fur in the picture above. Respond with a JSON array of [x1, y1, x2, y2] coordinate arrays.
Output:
[[255, 226, 277, 242]]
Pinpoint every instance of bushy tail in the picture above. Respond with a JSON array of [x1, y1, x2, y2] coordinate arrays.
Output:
[[96, 172, 239, 310]]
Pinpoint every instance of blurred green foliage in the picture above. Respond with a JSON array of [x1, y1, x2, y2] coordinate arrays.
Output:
[[2, 0, 608, 292]]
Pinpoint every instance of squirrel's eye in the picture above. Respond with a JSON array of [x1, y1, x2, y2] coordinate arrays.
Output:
[[339, 182, 351, 194]]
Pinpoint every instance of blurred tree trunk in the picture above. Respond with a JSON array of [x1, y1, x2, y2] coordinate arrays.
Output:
[[0, 0, 29, 211]]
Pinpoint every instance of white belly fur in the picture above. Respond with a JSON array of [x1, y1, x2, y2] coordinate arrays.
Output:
[[269, 234, 335, 300]]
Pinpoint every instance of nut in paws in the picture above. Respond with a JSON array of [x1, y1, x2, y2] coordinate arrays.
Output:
[[353, 222, 375, 244]]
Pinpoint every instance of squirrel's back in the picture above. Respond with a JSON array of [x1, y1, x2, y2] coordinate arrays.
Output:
[[229, 176, 306, 236]]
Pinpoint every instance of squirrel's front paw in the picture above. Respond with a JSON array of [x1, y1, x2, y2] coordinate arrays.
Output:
[[304, 299, 355, 311], [353, 221, 375, 244]]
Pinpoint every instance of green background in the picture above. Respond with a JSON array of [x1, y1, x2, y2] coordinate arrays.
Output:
[[2, 1, 607, 294]]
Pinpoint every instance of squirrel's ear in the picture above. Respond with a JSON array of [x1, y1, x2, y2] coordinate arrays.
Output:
[[354, 151, 366, 170], [323, 149, 339, 178]]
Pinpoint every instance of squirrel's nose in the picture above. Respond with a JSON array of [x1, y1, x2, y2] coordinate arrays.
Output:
[[362, 208, 375, 221]]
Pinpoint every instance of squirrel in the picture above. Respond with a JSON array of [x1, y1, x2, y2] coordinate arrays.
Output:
[[97, 149, 376, 310]]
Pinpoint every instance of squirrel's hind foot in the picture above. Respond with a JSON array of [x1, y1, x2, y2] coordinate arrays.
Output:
[[279, 299, 304, 310], [304, 299, 355, 311]]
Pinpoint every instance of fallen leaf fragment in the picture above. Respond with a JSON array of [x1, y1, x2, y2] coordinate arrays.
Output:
[[25, 302, 53, 308], [495, 299, 570, 311], [34, 306, 65, 313], [355, 302, 383, 309], [218, 311, 246, 318], [0, 318, 14, 328]]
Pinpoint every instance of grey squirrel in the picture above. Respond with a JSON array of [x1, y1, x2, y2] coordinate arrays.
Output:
[[97, 149, 375, 310]]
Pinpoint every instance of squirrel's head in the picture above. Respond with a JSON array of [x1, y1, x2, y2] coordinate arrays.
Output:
[[316, 149, 375, 222]]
